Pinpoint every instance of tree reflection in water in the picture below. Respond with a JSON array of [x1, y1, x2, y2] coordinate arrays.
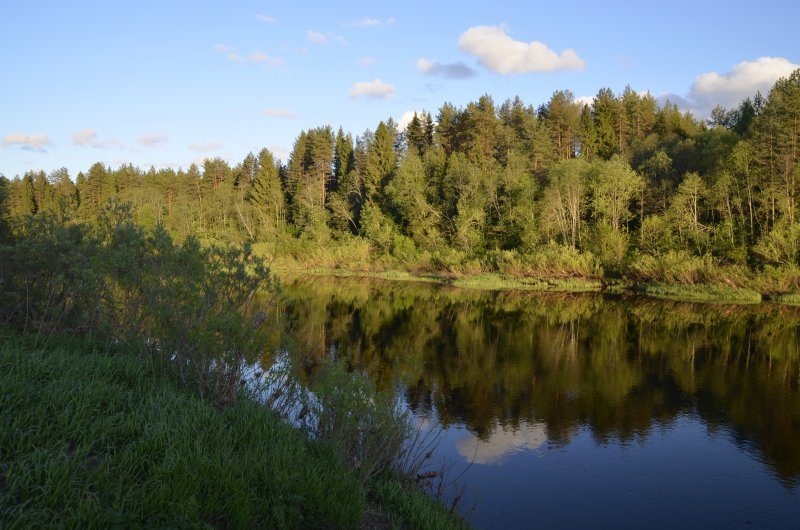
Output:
[[279, 276, 800, 487]]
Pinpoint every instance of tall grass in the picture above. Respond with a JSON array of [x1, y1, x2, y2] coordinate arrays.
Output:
[[0, 335, 364, 529], [636, 283, 762, 304]]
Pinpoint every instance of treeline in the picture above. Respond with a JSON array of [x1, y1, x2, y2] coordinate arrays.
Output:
[[2, 70, 800, 292]]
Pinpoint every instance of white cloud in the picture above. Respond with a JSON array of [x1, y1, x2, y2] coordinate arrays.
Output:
[[343, 17, 395, 28], [458, 24, 585, 74], [248, 50, 284, 66], [652, 57, 800, 119], [397, 110, 424, 131], [269, 144, 290, 161], [456, 422, 548, 465], [259, 108, 296, 118], [688, 57, 799, 115], [574, 95, 595, 108], [73, 128, 120, 148], [417, 57, 476, 79], [2, 132, 51, 151], [214, 44, 284, 66], [189, 142, 223, 152], [73, 128, 99, 146], [306, 30, 328, 45], [138, 133, 168, 147], [359, 56, 378, 67], [306, 30, 347, 46], [348, 79, 395, 99], [256, 14, 276, 24]]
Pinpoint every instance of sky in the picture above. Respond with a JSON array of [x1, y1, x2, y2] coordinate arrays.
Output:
[[2, 0, 799, 179]]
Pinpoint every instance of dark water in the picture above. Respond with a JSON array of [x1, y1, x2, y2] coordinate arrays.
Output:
[[281, 276, 800, 529]]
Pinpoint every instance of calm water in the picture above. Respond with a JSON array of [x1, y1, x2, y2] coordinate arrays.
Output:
[[281, 277, 800, 529]]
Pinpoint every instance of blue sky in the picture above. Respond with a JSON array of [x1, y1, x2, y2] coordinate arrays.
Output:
[[2, 0, 799, 179]]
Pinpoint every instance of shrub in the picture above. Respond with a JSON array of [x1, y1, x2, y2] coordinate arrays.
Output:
[[297, 361, 413, 485]]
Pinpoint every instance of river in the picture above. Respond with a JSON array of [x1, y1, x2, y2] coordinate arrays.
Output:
[[280, 276, 800, 529]]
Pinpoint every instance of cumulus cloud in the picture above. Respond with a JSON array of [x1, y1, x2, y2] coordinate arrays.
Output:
[[73, 128, 99, 146], [306, 30, 347, 46], [574, 95, 595, 108], [189, 142, 223, 152], [397, 110, 425, 131], [259, 108, 296, 118], [456, 422, 547, 465], [306, 30, 328, 44], [73, 128, 120, 148], [343, 17, 395, 28], [458, 24, 585, 74], [651, 57, 800, 119], [256, 14, 276, 23], [359, 56, 378, 67], [348, 79, 395, 99], [248, 50, 284, 66], [138, 133, 168, 147], [269, 144, 290, 161], [214, 44, 284, 66], [689, 57, 799, 115], [3, 132, 51, 151], [417, 57, 476, 79]]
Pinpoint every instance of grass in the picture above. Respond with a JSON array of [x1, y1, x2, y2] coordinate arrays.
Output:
[[0, 333, 467, 529], [276, 267, 602, 294], [281, 266, 800, 307], [773, 293, 800, 306], [635, 283, 763, 304], [451, 273, 601, 292]]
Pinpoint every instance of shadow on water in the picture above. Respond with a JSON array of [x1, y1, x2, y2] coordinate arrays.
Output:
[[275, 276, 800, 527]]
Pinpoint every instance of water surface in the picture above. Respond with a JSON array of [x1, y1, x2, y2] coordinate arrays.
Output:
[[281, 277, 800, 529]]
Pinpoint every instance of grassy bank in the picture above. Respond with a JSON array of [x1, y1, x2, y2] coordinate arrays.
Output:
[[275, 267, 799, 305], [634, 283, 763, 304], [0, 333, 467, 529], [276, 268, 602, 293]]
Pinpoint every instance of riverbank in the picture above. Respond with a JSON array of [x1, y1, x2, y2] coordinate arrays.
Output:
[[274, 267, 794, 305], [0, 332, 467, 529]]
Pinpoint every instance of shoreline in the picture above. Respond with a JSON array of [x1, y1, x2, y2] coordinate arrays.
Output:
[[273, 267, 799, 306]]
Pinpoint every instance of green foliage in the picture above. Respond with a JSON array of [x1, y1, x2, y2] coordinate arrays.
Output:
[[589, 155, 643, 233], [1, 214, 467, 528], [0, 212, 100, 334], [369, 479, 472, 530], [539, 159, 589, 248], [5, 70, 800, 299], [636, 283, 762, 304], [299, 361, 414, 485], [0, 336, 365, 529], [754, 220, 800, 266], [589, 223, 630, 273], [0, 202, 275, 406], [749, 264, 800, 295]]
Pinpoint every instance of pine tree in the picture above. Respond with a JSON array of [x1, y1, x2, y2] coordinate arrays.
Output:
[[363, 121, 397, 205], [542, 90, 580, 160], [593, 88, 618, 159], [405, 113, 426, 156], [248, 148, 285, 236]]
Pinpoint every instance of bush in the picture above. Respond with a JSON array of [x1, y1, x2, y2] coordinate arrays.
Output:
[[524, 242, 601, 278], [750, 264, 800, 295], [0, 212, 101, 335], [297, 361, 414, 485], [1, 202, 278, 406], [630, 251, 711, 284]]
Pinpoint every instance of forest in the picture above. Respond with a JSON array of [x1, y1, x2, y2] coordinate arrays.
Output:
[[3, 70, 800, 296]]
